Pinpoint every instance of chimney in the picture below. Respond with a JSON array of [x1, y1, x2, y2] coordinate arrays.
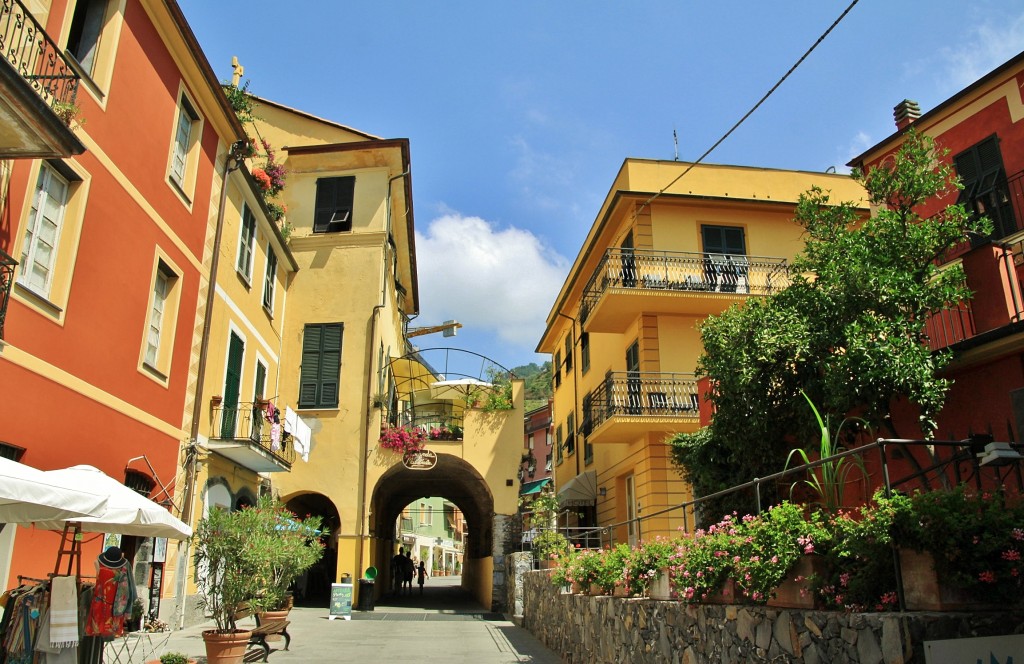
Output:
[[893, 99, 921, 131]]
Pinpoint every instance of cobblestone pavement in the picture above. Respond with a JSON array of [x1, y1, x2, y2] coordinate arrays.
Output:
[[110, 576, 562, 663]]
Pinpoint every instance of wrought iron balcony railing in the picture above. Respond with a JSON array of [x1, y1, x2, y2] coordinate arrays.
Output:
[[0, 0, 80, 109], [580, 248, 789, 322], [211, 403, 296, 465], [0, 247, 16, 339], [584, 371, 700, 433]]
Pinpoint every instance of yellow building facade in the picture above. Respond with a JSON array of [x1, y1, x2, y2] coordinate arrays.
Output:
[[538, 159, 867, 546]]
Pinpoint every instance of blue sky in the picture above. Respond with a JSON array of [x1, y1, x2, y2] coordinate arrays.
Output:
[[178, 1, 1024, 372]]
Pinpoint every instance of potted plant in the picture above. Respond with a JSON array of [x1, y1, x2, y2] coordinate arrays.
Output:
[[532, 530, 569, 569], [245, 497, 325, 619], [624, 537, 675, 598], [193, 504, 261, 663]]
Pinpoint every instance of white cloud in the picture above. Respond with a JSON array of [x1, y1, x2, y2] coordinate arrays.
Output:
[[937, 13, 1024, 89], [833, 131, 874, 174], [415, 212, 570, 349]]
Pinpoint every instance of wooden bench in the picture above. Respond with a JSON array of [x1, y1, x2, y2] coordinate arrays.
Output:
[[246, 615, 291, 662]]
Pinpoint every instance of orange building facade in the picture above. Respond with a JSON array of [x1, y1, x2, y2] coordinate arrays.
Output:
[[0, 0, 246, 605]]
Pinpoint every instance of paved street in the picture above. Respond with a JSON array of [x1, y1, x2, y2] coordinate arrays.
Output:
[[115, 576, 561, 663]]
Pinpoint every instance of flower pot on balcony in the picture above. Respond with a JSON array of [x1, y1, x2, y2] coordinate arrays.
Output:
[[612, 584, 630, 598], [210, 395, 223, 407], [767, 555, 825, 610], [588, 583, 605, 596], [571, 581, 585, 595]]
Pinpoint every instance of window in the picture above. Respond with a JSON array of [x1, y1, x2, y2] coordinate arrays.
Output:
[[140, 258, 180, 380], [955, 135, 1014, 243], [580, 332, 590, 374], [298, 323, 343, 409], [553, 351, 561, 388], [166, 87, 203, 201], [528, 433, 534, 450], [566, 413, 575, 455], [427, 505, 433, 526], [66, 0, 107, 76], [19, 163, 69, 298], [0, 443, 25, 461], [313, 176, 355, 233], [262, 244, 277, 313], [236, 204, 256, 282], [564, 335, 572, 371], [171, 97, 198, 187], [701, 225, 746, 255], [545, 453, 552, 472], [555, 425, 563, 463], [419, 503, 427, 525]]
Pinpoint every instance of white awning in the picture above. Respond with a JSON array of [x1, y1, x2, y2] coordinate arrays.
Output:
[[557, 470, 597, 507]]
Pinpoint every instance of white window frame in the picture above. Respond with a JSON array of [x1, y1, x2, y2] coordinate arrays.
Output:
[[18, 163, 69, 299], [170, 97, 197, 187], [144, 268, 170, 367], [237, 203, 256, 283]]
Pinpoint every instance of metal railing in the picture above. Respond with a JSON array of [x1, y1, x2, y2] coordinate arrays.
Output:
[[585, 372, 700, 432], [580, 248, 789, 322], [211, 403, 296, 464], [923, 303, 976, 351], [0, 247, 15, 339], [0, 0, 80, 108], [394, 410, 465, 440]]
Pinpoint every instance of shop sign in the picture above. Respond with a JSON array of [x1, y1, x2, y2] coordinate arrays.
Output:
[[403, 449, 437, 471]]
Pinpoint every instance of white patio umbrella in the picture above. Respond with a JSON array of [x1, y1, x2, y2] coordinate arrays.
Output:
[[0, 457, 108, 523], [31, 465, 192, 540], [430, 378, 493, 402]]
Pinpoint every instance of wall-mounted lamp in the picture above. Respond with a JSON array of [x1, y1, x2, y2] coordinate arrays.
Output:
[[979, 441, 1023, 467], [598, 487, 607, 497]]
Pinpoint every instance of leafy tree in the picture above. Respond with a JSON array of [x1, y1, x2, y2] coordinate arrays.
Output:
[[668, 131, 990, 519], [512, 361, 553, 410]]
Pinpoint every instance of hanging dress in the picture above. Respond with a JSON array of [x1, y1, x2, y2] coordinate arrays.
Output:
[[84, 564, 134, 639]]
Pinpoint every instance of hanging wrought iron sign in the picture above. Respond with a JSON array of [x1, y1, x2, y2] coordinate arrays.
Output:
[[403, 449, 437, 471]]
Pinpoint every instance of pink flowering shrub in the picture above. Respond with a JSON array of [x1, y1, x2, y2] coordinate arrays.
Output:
[[378, 425, 426, 454], [622, 537, 675, 596]]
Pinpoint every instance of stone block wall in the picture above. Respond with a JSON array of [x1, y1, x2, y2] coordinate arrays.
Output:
[[521, 571, 1024, 663]]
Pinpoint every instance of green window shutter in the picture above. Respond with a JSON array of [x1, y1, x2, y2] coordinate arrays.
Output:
[[319, 323, 343, 407], [299, 325, 322, 407], [222, 332, 244, 437], [254, 362, 267, 401], [313, 177, 355, 233], [298, 323, 343, 408]]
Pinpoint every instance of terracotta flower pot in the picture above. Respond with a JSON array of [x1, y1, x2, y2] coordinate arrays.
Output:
[[767, 555, 825, 610], [898, 549, 999, 611], [702, 578, 737, 605], [202, 629, 252, 664]]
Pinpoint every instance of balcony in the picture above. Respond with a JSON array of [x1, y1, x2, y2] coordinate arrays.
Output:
[[584, 372, 701, 444], [208, 403, 295, 472], [0, 248, 15, 339], [0, 0, 84, 157], [580, 248, 788, 332]]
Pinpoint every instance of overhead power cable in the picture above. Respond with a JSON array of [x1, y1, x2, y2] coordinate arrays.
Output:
[[636, 0, 860, 216]]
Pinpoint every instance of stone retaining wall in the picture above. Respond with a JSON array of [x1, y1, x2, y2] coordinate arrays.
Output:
[[521, 570, 1023, 663]]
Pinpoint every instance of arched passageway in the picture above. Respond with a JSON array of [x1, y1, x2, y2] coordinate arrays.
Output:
[[369, 453, 498, 608], [282, 492, 341, 606]]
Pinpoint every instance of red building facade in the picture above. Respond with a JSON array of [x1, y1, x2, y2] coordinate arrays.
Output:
[[848, 52, 1024, 489]]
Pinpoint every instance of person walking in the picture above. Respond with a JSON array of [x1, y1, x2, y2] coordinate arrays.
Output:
[[417, 560, 428, 595], [402, 551, 414, 595], [391, 546, 406, 596]]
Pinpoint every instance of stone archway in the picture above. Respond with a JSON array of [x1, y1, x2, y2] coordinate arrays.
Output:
[[369, 453, 511, 610], [280, 492, 341, 605]]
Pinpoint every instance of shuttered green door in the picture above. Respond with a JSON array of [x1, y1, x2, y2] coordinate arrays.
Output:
[[299, 323, 343, 408], [222, 332, 244, 438]]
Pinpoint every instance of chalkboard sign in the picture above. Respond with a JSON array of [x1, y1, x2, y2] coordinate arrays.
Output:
[[329, 583, 352, 620]]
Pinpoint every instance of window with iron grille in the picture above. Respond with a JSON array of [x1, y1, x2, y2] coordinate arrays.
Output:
[[0, 443, 25, 461], [124, 469, 154, 496]]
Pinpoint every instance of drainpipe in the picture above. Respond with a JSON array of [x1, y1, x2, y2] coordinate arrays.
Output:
[[555, 312, 581, 524], [175, 140, 246, 629], [356, 167, 410, 593]]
